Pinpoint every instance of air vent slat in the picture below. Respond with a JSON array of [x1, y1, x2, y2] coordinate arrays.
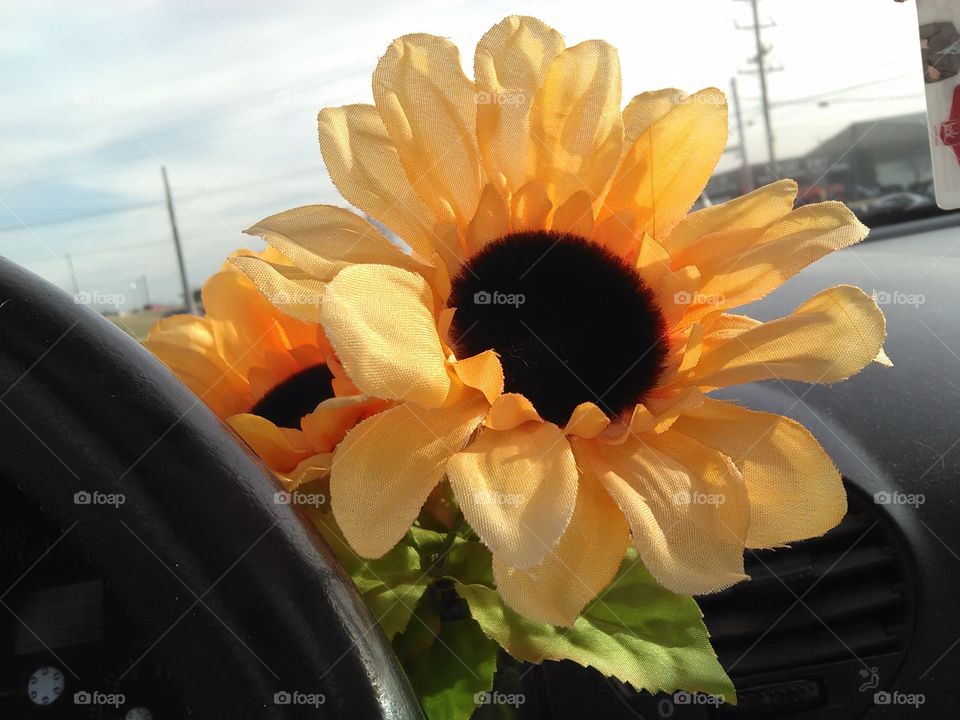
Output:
[[706, 582, 904, 643], [714, 622, 905, 675], [698, 479, 914, 720]]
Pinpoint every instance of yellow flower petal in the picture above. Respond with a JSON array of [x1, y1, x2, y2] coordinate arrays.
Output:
[[373, 33, 481, 227], [679, 201, 869, 326], [320, 264, 452, 407], [602, 386, 704, 443], [875, 346, 894, 367], [276, 453, 333, 492], [672, 399, 846, 548], [593, 212, 638, 261], [145, 315, 250, 418], [595, 87, 687, 212], [676, 322, 704, 376], [465, 183, 511, 256], [686, 285, 886, 388], [620, 88, 687, 148], [331, 399, 486, 558], [229, 255, 327, 324], [635, 233, 672, 289], [655, 264, 701, 327], [448, 423, 578, 570], [493, 475, 629, 626], [318, 104, 437, 258], [227, 413, 313, 473], [451, 349, 505, 405], [551, 190, 595, 237], [574, 429, 749, 594], [243, 205, 423, 281], [665, 178, 797, 256], [700, 312, 763, 350], [530, 40, 623, 208], [563, 402, 610, 439], [474, 15, 565, 196], [510, 178, 553, 231], [485, 392, 542, 430], [601, 88, 727, 242], [300, 395, 388, 454]]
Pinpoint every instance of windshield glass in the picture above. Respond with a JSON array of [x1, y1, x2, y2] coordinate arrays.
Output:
[[0, 0, 942, 326]]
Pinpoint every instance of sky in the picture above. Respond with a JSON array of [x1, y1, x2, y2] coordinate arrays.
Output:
[[0, 0, 927, 308]]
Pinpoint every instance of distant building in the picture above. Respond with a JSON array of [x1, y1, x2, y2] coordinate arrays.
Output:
[[706, 113, 932, 203]]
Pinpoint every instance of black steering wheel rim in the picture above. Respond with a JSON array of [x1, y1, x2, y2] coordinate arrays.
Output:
[[0, 257, 424, 718]]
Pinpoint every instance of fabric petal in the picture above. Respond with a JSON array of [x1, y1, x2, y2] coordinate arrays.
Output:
[[465, 183, 511, 256], [493, 475, 629, 626], [144, 315, 251, 418], [451, 349, 505, 405], [510, 178, 552, 231], [593, 212, 638, 261], [331, 399, 487, 557], [474, 15, 565, 196], [685, 285, 886, 389], [300, 395, 388, 454], [317, 104, 437, 257], [448, 423, 578, 570], [678, 201, 869, 326], [485, 392, 542, 430], [229, 255, 327, 324], [551, 190, 595, 237], [620, 88, 687, 149], [671, 399, 846, 547], [320, 264, 451, 407], [275, 453, 332, 493], [665, 178, 798, 256], [563, 402, 610, 439], [530, 40, 623, 208], [574, 430, 749, 594], [227, 413, 313, 473], [373, 33, 481, 227], [601, 88, 727, 242], [243, 205, 424, 281]]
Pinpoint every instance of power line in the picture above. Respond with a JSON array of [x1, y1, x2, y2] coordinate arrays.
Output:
[[739, 72, 917, 108], [0, 165, 320, 234]]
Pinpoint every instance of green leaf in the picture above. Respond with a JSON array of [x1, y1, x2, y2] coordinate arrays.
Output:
[[309, 509, 431, 640], [393, 597, 442, 662], [441, 540, 494, 587], [403, 616, 498, 720], [455, 549, 735, 703]]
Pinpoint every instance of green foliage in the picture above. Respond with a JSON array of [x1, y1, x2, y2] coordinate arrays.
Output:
[[312, 510, 735, 718], [310, 509, 432, 640], [399, 607, 498, 720], [456, 550, 735, 703]]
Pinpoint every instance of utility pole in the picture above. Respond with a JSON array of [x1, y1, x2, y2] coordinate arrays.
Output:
[[729, 77, 755, 194], [65, 253, 79, 295], [736, 0, 781, 176], [161, 166, 197, 315]]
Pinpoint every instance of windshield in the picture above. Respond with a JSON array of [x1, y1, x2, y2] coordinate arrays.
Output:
[[0, 0, 943, 326]]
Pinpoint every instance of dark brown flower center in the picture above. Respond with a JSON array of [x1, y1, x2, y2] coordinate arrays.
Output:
[[447, 231, 667, 426], [250, 363, 335, 429]]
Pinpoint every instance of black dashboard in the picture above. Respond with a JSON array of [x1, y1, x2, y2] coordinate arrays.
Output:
[[2, 215, 958, 718]]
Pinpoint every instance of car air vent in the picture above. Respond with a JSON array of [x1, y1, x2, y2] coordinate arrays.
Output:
[[484, 479, 917, 719], [699, 479, 917, 719]]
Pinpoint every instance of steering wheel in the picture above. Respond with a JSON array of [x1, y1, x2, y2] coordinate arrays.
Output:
[[0, 257, 424, 718]]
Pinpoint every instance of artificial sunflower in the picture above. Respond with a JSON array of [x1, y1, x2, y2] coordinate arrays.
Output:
[[234, 15, 888, 627], [145, 248, 382, 489]]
